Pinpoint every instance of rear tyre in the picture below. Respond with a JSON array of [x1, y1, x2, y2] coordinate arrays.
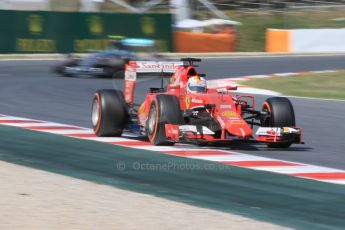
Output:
[[103, 66, 116, 78], [261, 97, 295, 148], [147, 95, 183, 145], [92, 89, 128, 137], [102, 58, 126, 78], [105, 67, 126, 78]]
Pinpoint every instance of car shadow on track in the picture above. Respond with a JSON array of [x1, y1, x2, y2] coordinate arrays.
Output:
[[122, 134, 312, 152], [219, 143, 312, 152]]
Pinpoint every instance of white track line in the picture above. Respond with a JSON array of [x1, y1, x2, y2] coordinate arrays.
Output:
[[322, 180, 345, 185], [76, 137, 140, 143], [251, 165, 344, 174], [2, 122, 82, 127], [286, 95, 345, 102], [189, 155, 274, 162], [42, 129, 95, 135]]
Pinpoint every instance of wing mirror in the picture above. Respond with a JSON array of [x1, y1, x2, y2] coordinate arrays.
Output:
[[168, 84, 180, 90], [226, 85, 237, 91]]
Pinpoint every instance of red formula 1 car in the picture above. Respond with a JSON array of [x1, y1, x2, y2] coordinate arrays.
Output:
[[91, 58, 302, 148]]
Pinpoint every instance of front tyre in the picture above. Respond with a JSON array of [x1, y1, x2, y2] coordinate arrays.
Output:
[[147, 94, 183, 145], [262, 97, 295, 148], [92, 89, 128, 137], [55, 59, 79, 77]]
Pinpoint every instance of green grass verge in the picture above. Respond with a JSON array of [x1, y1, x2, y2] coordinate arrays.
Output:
[[241, 71, 345, 100]]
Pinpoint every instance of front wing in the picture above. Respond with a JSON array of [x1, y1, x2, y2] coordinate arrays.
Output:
[[64, 66, 105, 75], [165, 124, 302, 145]]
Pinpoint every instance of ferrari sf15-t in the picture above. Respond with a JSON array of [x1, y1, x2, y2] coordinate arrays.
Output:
[[91, 58, 302, 148]]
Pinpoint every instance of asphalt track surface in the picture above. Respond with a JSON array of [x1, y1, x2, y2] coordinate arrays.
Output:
[[1, 55, 345, 170]]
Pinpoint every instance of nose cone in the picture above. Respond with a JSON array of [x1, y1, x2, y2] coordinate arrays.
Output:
[[225, 121, 252, 138]]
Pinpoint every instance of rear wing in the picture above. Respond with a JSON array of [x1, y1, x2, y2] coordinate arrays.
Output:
[[124, 61, 183, 103]]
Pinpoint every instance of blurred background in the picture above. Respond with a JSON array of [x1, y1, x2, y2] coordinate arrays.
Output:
[[1, 0, 345, 52]]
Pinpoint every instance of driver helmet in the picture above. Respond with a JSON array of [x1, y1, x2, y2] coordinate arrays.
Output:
[[187, 76, 207, 93]]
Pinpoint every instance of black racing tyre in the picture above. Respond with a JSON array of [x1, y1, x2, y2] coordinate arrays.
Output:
[[147, 94, 183, 145], [261, 97, 295, 148], [102, 58, 126, 78], [92, 89, 128, 137], [103, 66, 125, 78], [103, 66, 116, 78]]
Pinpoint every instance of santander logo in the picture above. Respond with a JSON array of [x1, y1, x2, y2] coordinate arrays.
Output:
[[129, 61, 181, 71]]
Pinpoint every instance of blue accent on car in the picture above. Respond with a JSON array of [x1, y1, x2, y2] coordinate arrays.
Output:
[[122, 38, 155, 47]]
